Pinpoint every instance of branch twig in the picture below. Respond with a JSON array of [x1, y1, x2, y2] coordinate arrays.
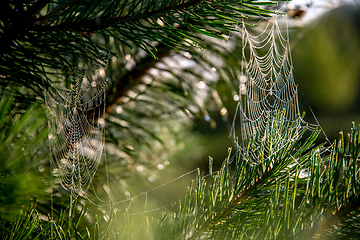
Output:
[[105, 43, 172, 114]]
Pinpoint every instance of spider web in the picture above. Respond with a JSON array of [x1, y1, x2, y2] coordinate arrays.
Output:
[[235, 16, 308, 165], [45, 64, 107, 197]]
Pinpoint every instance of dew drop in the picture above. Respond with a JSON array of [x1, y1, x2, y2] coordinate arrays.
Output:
[[240, 84, 246, 95], [61, 159, 68, 165], [98, 118, 105, 126], [157, 164, 164, 170], [98, 68, 105, 78], [196, 81, 206, 89], [116, 106, 123, 114], [239, 75, 247, 83], [220, 108, 227, 116], [136, 165, 144, 172]]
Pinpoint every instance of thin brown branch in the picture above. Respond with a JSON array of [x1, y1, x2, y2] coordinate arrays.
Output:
[[105, 43, 172, 114], [301, 195, 360, 238]]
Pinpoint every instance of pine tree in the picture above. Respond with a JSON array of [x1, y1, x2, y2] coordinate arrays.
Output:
[[1, 0, 360, 239]]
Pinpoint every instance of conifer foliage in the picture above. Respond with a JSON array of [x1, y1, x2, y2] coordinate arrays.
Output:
[[1, 0, 360, 239]]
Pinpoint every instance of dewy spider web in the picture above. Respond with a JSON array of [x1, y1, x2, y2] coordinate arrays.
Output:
[[235, 16, 310, 165], [45, 63, 107, 197]]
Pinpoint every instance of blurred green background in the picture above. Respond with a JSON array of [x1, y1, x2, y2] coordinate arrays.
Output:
[[292, 4, 360, 142]]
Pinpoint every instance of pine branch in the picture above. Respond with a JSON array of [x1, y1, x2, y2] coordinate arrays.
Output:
[[34, 0, 205, 32], [189, 166, 275, 239], [164, 113, 323, 239], [297, 124, 360, 239], [317, 195, 360, 238], [1, 0, 277, 98]]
